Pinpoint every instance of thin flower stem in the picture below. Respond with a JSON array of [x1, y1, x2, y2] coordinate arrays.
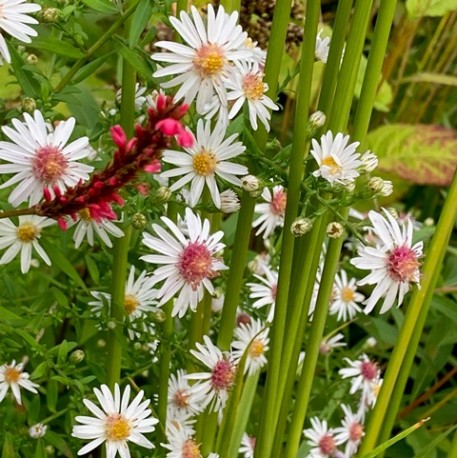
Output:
[[54, 0, 139, 93], [217, 0, 293, 351], [0, 208, 38, 219], [284, 235, 342, 458], [447, 431, 457, 458], [358, 173, 457, 455], [254, 1, 320, 456], [105, 0, 137, 390]]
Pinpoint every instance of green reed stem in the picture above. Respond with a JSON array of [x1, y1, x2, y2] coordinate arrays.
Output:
[[54, 0, 139, 93], [105, 0, 137, 390], [284, 235, 342, 458], [447, 431, 457, 458], [358, 173, 457, 455], [176, 0, 188, 13], [217, 0, 292, 351], [254, 2, 320, 457]]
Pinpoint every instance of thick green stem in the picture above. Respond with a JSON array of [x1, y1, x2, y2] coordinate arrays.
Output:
[[254, 2, 320, 457], [105, 0, 137, 390], [284, 236, 342, 458], [54, 0, 139, 93], [217, 0, 292, 351], [358, 173, 457, 455]]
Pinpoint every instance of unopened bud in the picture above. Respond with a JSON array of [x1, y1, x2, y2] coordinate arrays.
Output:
[[360, 150, 378, 173], [45, 445, 55, 454], [326, 222, 344, 239], [266, 138, 282, 152], [345, 181, 356, 193], [368, 177, 385, 194], [241, 175, 260, 192], [69, 349, 85, 364], [133, 342, 142, 351], [153, 309, 166, 323], [26, 54, 38, 65], [365, 337, 378, 348], [41, 7, 60, 23], [96, 339, 106, 348], [131, 212, 147, 230], [424, 217, 434, 226], [107, 320, 116, 330], [156, 186, 172, 202], [309, 111, 326, 129], [379, 180, 393, 197], [220, 189, 240, 213], [291, 217, 313, 237]]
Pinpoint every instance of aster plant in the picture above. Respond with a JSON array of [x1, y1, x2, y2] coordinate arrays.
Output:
[[0, 1, 455, 458]]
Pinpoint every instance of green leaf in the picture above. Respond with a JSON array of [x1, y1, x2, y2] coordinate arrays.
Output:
[[128, 0, 153, 47], [115, 39, 154, 79], [30, 361, 49, 380], [406, 0, 456, 17], [0, 305, 25, 326], [84, 254, 100, 283], [34, 439, 47, 458], [46, 379, 58, 413], [9, 46, 41, 98], [29, 37, 85, 59], [57, 340, 78, 365], [45, 431, 74, 458], [51, 287, 69, 308], [42, 241, 87, 290], [80, 0, 119, 14], [72, 54, 112, 85], [400, 72, 457, 86], [366, 124, 457, 186], [1, 433, 15, 458]]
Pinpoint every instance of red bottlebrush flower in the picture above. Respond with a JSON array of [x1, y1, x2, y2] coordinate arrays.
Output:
[[34, 95, 191, 227]]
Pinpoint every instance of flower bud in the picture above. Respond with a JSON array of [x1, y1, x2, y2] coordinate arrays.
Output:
[[344, 181, 356, 193], [45, 445, 55, 454], [379, 180, 393, 197], [368, 177, 385, 194], [133, 342, 142, 351], [29, 423, 47, 439], [153, 309, 167, 323], [107, 320, 116, 330], [241, 175, 260, 192], [291, 217, 313, 237], [309, 110, 326, 129], [69, 349, 85, 364], [131, 212, 147, 230], [220, 189, 240, 213], [25, 54, 38, 65], [326, 222, 344, 239], [97, 339, 106, 348], [360, 150, 378, 173], [41, 7, 60, 23], [156, 186, 172, 202], [424, 217, 434, 226]]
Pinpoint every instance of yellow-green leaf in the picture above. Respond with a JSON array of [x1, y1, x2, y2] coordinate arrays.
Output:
[[406, 0, 456, 17]]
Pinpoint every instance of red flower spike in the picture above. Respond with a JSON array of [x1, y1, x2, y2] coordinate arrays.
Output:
[[58, 218, 68, 231], [111, 125, 127, 148]]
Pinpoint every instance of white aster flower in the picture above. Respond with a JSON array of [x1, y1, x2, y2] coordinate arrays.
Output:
[[330, 270, 364, 321], [141, 208, 227, 318], [219, 189, 240, 213], [0, 110, 93, 206], [89, 267, 158, 320], [0, 215, 54, 273], [247, 268, 278, 322], [161, 119, 247, 208], [0, 0, 41, 64], [167, 370, 205, 421], [320, 333, 346, 354], [334, 405, 365, 458], [339, 354, 380, 396], [152, 4, 252, 114], [162, 422, 202, 458], [239, 433, 256, 458], [358, 378, 383, 421], [226, 61, 278, 131], [252, 185, 287, 239], [29, 423, 47, 438], [315, 29, 331, 63], [186, 335, 235, 413], [350, 209, 423, 314], [116, 83, 148, 111], [71, 209, 124, 248], [232, 319, 270, 375], [359, 150, 378, 173], [311, 131, 362, 185], [303, 417, 344, 458], [0, 360, 38, 405], [72, 383, 158, 457]]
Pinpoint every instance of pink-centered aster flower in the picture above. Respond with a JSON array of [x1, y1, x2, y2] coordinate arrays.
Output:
[[141, 208, 226, 318], [303, 417, 344, 458], [0, 110, 93, 206], [252, 185, 287, 239], [339, 354, 380, 397], [350, 209, 423, 314]]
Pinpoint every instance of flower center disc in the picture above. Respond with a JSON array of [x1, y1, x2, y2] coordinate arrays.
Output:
[[32, 146, 68, 184], [387, 245, 420, 282], [349, 422, 364, 441], [249, 339, 265, 358], [124, 294, 139, 315], [173, 389, 190, 408], [105, 414, 131, 441], [4, 367, 20, 383], [194, 44, 225, 77], [79, 208, 92, 221], [321, 156, 342, 175], [193, 149, 217, 176], [178, 242, 215, 289], [360, 360, 378, 381], [270, 189, 287, 216], [242, 73, 265, 100], [211, 359, 234, 391], [182, 438, 202, 458], [17, 223, 40, 243], [341, 286, 355, 303], [319, 434, 336, 454]]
